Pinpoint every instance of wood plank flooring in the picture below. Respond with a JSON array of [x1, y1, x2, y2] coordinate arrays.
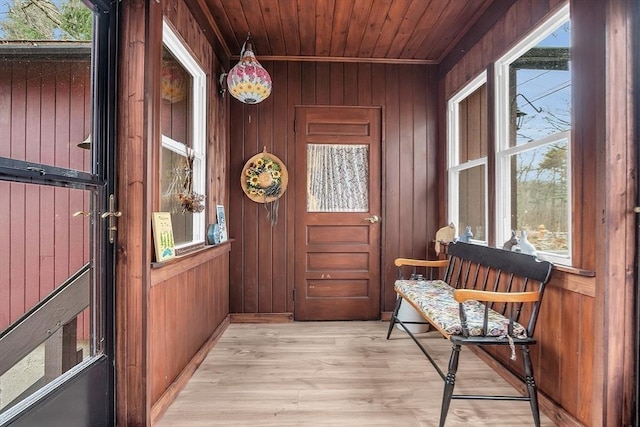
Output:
[[157, 321, 556, 426]]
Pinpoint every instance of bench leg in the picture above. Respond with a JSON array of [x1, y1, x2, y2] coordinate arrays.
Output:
[[386, 295, 402, 339], [439, 344, 461, 427], [522, 345, 541, 427]]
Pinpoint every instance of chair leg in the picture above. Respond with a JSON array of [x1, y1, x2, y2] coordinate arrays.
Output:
[[439, 343, 461, 427], [521, 345, 540, 427], [386, 296, 403, 339]]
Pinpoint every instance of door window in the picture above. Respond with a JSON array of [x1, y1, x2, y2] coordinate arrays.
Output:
[[0, 183, 96, 412], [306, 144, 369, 212]]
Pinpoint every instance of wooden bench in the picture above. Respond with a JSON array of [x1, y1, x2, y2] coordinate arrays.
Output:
[[386, 241, 553, 427]]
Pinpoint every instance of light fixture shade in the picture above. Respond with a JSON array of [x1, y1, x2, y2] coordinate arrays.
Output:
[[226, 45, 272, 104]]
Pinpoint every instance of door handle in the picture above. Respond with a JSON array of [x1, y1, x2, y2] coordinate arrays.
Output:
[[364, 215, 380, 224], [101, 194, 122, 244], [100, 211, 122, 219]]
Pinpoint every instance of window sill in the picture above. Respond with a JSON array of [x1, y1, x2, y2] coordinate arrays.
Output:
[[150, 239, 233, 286], [549, 264, 595, 297], [553, 264, 595, 277]]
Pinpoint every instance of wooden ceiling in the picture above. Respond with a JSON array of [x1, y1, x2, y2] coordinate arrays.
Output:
[[203, 0, 502, 64]]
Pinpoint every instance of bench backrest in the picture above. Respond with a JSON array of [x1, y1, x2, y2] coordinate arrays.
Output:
[[443, 241, 554, 337]]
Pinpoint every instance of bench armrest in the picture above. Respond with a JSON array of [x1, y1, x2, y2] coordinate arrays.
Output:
[[394, 258, 449, 268], [453, 289, 540, 304], [394, 258, 449, 280]]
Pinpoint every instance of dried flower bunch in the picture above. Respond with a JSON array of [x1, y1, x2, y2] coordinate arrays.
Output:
[[178, 149, 205, 213], [244, 156, 283, 198], [177, 191, 205, 213]]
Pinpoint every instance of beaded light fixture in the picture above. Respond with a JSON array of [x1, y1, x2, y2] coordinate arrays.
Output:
[[225, 33, 272, 104]]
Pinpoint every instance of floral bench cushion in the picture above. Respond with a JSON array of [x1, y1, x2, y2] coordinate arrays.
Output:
[[394, 279, 527, 339]]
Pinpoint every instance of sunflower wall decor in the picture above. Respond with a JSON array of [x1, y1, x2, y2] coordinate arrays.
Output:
[[241, 149, 289, 226]]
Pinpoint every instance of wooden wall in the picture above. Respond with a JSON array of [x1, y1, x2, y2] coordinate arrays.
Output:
[[148, 245, 230, 420], [116, 0, 230, 423], [441, 0, 636, 425], [228, 62, 440, 316], [0, 58, 92, 338]]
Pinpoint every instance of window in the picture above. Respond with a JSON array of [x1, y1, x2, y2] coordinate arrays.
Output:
[[160, 21, 206, 249], [307, 144, 369, 212], [447, 72, 488, 244], [495, 5, 571, 265]]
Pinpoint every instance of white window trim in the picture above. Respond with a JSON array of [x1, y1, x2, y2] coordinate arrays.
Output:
[[447, 71, 489, 244], [495, 131, 572, 264], [494, 4, 570, 152], [162, 21, 207, 247], [494, 5, 571, 264], [447, 71, 487, 168]]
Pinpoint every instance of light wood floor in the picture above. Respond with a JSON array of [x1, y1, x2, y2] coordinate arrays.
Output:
[[157, 321, 556, 426]]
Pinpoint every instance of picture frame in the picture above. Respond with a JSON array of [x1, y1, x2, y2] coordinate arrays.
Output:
[[216, 205, 228, 242], [152, 212, 176, 262]]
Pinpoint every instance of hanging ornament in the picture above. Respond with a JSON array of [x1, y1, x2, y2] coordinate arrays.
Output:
[[241, 148, 288, 226], [161, 60, 187, 104], [226, 34, 272, 104]]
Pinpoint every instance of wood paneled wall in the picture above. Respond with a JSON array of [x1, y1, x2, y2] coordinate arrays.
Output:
[[117, 0, 229, 423], [0, 59, 91, 169], [149, 246, 230, 410], [441, 0, 636, 425], [228, 62, 440, 315], [0, 59, 92, 337]]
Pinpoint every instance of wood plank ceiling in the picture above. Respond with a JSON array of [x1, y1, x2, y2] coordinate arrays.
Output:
[[203, 0, 499, 64]]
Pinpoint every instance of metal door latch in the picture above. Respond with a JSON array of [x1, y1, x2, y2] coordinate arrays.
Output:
[[101, 194, 122, 243]]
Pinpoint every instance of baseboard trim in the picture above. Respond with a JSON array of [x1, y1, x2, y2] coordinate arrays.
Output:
[[380, 311, 393, 321], [151, 315, 231, 425], [230, 313, 294, 323]]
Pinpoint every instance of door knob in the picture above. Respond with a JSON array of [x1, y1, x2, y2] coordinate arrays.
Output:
[[364, 215, 380, 224]]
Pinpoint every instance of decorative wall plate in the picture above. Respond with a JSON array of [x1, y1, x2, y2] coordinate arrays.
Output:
[[240, 149, 289, 204]]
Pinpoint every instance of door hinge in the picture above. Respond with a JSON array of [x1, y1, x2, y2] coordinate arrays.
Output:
[[293, 118, 296, 132], [293, 288, 296, 301]]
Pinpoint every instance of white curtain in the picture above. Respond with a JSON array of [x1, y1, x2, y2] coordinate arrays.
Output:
[[307, 144, 369, 212]]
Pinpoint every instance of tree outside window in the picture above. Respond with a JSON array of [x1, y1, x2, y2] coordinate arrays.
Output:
[[1, 0, 92, 41]]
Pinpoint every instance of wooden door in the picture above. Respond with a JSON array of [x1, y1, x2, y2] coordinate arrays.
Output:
[[294, 106, 381, 320]]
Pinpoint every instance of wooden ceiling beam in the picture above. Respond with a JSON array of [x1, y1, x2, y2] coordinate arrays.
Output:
[[183, 0, 232, 67], [438, 0, 517, 77], [235, 54, 436, 65]]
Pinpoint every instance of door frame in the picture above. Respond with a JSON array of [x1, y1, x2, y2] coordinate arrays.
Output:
[[634, 0, 640, 424], [0, 2, 119, 425]]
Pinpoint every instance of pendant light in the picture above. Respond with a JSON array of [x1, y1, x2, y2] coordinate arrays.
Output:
[[226, 33, 272, 104]]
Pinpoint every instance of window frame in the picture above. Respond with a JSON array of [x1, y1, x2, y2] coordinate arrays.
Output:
[[161, 20, 207, 248], [494, 4, 571, 265], [447, 71, 489, 245]]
